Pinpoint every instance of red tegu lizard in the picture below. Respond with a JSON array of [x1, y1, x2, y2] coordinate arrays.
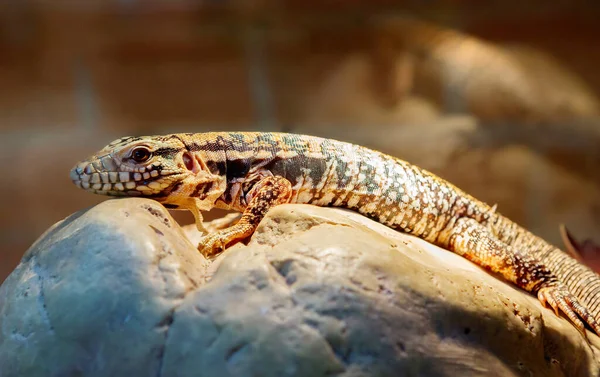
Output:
[[70, 132, 600, 337]]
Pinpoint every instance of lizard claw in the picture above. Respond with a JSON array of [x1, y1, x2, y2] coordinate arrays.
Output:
[[538, 284, 600, 336], [198, 231, 229, 258], [197, 223, 253, 258]]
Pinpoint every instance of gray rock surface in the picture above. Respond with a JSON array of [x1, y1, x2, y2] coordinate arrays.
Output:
[[1, 198, 599, 377]]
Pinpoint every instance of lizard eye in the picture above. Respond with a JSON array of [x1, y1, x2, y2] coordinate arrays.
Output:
[[131, 147, 152, 163]]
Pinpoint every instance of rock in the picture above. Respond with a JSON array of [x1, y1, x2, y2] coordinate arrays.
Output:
[[1, 199, 598, 377], [0, 199, 209, 377]]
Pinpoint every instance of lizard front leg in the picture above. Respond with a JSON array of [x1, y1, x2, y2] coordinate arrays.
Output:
[[444, 217, 600, 337], [198, 176, 293, 258]]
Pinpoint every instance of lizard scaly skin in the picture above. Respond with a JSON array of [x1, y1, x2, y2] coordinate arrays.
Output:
[[70, 132, 600, 337]]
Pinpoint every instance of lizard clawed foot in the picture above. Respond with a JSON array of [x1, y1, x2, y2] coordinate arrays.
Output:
[[538, 283, 600, 337], [198, 230, 231, 258], [197, 223, 255, 258]]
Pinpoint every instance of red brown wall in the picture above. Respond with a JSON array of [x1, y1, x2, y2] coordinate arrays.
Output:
[[1, 1, 599, 282]]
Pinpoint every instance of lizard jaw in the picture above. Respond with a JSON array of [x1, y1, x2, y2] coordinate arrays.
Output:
[[70, 157, 172, 197]]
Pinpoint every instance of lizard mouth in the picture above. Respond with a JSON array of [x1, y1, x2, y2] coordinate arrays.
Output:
[[70, 159, 171, 196]]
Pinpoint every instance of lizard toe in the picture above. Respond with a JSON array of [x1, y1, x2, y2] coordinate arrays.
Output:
[[538, 285, 598, 337], [563, 292, 600, 336], [538, 287, 560, 317], [198, 232, 228, 258]]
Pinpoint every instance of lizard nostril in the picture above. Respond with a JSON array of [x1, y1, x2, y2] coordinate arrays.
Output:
[[183, 152, 193, 171]]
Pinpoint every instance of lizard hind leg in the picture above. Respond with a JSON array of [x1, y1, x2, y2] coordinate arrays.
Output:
[[443, 217, 600, 337], [198, 176, 293, 258]]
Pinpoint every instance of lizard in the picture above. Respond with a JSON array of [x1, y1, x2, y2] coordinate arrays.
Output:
[[70, 131, 600, 337]]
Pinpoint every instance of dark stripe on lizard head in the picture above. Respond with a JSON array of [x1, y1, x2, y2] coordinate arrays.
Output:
[[153, 147, 181, 157], [103, 136, 143, 152]]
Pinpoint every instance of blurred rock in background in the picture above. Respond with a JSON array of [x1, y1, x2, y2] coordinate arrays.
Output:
[[1, 1, 599, 282]]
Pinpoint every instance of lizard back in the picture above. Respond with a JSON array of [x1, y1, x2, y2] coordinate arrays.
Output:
[[179, 132, 491, 245]]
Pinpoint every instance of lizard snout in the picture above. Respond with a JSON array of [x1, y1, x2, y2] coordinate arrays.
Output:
[[69, 155, 169, 197], [70, 161, 92, 188], [69, 156, 129, 194]]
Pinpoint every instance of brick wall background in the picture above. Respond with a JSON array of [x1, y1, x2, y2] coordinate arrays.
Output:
[[1, 1, 600, 283]]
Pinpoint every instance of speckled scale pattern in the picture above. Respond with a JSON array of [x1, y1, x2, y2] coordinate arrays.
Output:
[[177, 133, 480, 241], [71, 132, 600, 336], [492, 214, 600, 322]]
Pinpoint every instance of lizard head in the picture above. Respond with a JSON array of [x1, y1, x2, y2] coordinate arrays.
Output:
[[70, 134, 227, 212]]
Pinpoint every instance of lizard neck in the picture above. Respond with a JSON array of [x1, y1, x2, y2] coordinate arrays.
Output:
[[157, 136, 230, 212]]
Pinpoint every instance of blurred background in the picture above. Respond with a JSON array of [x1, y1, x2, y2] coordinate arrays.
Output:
[[1, 1, 600, 283]]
